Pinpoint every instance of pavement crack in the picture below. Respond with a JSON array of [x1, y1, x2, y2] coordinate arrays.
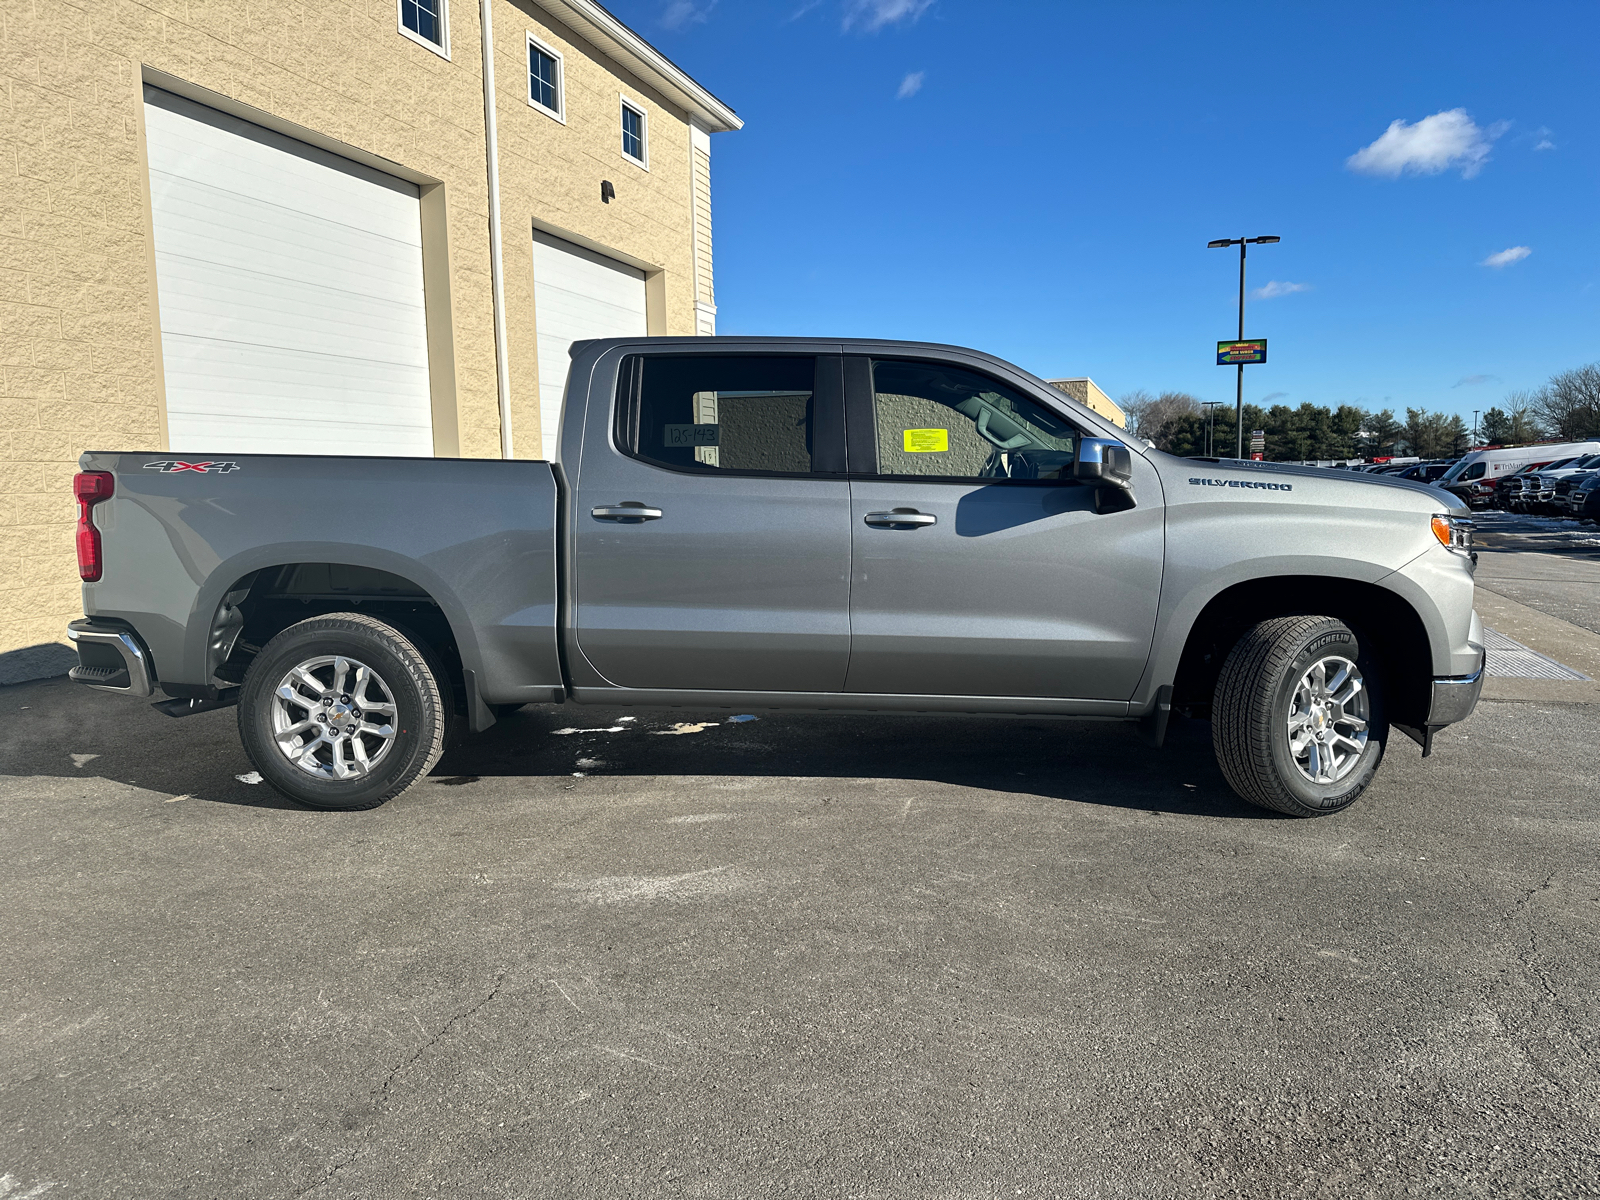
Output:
[[289, 972, 508, 1198], [377, 971, 509, 1107]]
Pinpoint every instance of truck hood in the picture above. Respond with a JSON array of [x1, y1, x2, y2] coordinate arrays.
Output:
[[1153, 455, 1468, 515]]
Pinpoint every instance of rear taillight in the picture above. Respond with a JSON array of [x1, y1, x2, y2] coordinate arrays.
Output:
[[74, 471, 114, 582]]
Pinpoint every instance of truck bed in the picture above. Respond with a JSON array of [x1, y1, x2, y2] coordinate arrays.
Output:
[[78, 452, 564, 714]]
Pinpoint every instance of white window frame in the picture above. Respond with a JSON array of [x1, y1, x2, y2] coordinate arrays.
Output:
[[397, 0, 451, 60], [620, 94, 649, 170], [525, 33, 565, 123]]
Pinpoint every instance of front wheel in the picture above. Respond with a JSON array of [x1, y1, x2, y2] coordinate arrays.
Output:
[[237, 613, 447, 810], [1212, 615, 1387, 817]]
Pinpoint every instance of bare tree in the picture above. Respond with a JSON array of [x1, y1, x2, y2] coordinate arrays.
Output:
[[1120, 390, 1202, 448], [1500, 390, 1547, 443], [1532, 364, 1600, 440]]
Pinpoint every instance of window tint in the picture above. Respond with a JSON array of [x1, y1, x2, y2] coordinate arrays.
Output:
[[400, 0, 444, 46], [624, 355, 818, 475], [869, 360, 1079, 481], [1461, 461, 1486, 480], [529, 44, 560, 113]]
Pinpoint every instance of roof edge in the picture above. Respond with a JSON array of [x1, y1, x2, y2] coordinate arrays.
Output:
[[532, 0, 743, 132]]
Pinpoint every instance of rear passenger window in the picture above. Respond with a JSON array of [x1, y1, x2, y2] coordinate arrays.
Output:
[[621, 355, 818, 475]]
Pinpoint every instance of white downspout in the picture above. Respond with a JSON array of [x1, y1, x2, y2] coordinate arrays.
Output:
[[479, 0, 514, 459]]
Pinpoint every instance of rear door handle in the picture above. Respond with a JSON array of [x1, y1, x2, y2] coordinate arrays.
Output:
[[863, 509, 937, 528], [591, 504, 664, 522]]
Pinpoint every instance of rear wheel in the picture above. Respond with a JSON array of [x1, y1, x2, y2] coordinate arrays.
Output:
[[1212, 615, 1387, 817], [238, 613, 446, 810]]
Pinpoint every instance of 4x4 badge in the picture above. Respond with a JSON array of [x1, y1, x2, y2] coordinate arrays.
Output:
[[143, 460, 241, 474]]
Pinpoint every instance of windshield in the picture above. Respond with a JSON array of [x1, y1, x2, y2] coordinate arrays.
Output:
[[1440, 458, 1477, 483]]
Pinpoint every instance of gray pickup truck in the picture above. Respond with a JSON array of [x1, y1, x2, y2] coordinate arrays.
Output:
[[67, 337, 1484, 816]]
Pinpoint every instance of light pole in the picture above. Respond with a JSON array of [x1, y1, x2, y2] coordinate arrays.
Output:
[[1201, 401, 1222, 457], [1208, 235, 1280, 457], [1472, 409, 1480, 445]]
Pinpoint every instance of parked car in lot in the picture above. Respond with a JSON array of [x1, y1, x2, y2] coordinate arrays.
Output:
[[66, 338, 1485, 818], [1576, 473, 1600, 522], [1558, 470, 1600, 517], [1397, 460, 1457, 483], [1553, 474, 1590, 515], [1522, 455, 1600, 515], [1501, 461, 1575, 513], [1440, 442, 1600, 508]]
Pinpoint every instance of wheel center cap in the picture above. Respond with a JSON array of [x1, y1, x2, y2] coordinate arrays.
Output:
[[331, 704, 352, 721]]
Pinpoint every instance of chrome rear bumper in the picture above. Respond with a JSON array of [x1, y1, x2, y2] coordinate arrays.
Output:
[[67, 619, 155, 698]]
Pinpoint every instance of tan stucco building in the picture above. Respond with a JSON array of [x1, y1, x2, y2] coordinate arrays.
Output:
[[1, 0, 739, 682], [1048, 378, 1126, 428]]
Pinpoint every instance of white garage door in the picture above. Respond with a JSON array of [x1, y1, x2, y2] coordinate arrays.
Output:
[[531, 229, 647, 459], [143, 87, 433, 457]]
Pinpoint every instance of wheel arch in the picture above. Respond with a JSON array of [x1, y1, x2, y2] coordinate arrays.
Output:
[[181, 547, 484, 708], [1164, 575, 1436, 728]]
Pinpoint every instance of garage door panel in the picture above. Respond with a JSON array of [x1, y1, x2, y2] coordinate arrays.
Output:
[[146, 176, 426, 296], [144, 86, 431, 457], [164, 336, 433, 456], [152, 255, 430, 366], [531, 230, 647, 460], [144, 93, 420, 233]]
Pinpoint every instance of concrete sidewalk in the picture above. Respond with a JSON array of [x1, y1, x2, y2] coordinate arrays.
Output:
[[1472, 530, 1600, 703]]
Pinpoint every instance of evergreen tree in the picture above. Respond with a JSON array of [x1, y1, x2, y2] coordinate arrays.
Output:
[[1479, 407, 1511, 445], [1360, 409, 1402, 459]]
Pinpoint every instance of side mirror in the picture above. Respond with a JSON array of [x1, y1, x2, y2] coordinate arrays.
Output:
[[1074, 438, 1134, 490]]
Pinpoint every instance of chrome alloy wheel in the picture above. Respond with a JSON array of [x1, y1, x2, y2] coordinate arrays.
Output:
[[1286, 655, 1370, 785], [271, 655, 398, 779]]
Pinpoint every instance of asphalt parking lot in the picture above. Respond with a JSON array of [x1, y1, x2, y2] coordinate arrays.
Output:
[[3, 532, 1598, 1199]]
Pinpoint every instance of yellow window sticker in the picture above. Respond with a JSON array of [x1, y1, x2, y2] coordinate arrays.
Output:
[[903, 428, 949, 453]]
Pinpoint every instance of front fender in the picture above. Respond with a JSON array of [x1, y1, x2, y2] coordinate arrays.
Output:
[[1131, 554, 1396, 708]]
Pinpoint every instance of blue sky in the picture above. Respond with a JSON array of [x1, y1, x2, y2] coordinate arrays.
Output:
[[608, 0, 1597, 422]]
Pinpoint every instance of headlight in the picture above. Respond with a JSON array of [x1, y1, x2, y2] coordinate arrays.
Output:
[[1432, 514, 1474, 551]]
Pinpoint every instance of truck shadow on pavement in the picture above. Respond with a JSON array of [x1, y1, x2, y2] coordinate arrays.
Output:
[[1, 678, 1282, 819], [428, 704, 1278, 821]]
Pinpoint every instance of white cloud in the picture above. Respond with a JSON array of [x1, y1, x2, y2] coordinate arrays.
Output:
[[896, 71, 925, 99], [843, 0, 933, 32], [1532, 127, 1556, 151], [1452, 374, 1499, 388], [1252, 280, 1312, 300], [1480, 246, 1531, 268], [660, 0, 716, 29], [1346, 109, 1505, 179]]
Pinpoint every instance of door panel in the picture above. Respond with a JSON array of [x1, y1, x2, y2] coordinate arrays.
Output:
[[572, 352, 851, 692], [843, 355, 1162, 701], [846, 480, 1163, 698]]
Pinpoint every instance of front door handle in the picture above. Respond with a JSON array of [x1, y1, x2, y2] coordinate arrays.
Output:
[[591, 503, 664, 522], [863, 509, 937, 528]]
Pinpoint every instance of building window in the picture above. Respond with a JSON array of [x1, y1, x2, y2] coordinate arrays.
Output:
[[621, 98, 648, 168], [399, 0, 449, 57], [527, 36, 564, 121]]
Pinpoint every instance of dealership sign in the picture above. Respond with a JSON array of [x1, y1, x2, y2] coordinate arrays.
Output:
[[1217, 339, 1268, 365]]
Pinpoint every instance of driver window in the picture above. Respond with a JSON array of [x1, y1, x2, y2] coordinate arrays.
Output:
[[1462, 462, 1486, 480], [870, 360, 1079, 481]]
